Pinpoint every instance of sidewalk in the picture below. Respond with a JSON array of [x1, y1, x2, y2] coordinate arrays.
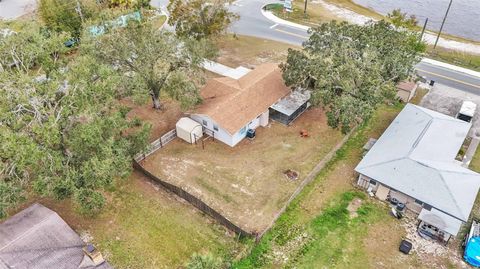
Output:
[[421, 58, 480, 79], [202, 60, 251, 79]]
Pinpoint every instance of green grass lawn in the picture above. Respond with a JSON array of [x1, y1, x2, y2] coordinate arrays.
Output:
[[31, 173, 243, 269], [426, 46, 480, 72], [233, 104, 406, 268]]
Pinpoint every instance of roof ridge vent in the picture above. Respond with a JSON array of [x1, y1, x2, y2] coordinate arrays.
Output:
[[412, 118, 433, 150]]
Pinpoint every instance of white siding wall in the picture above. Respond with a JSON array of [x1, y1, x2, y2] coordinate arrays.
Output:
[[190, 114, 235, 146], [190, 110, 269, 147]]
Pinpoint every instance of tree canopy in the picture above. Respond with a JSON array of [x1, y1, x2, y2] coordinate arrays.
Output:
[[0, 21, 150, 217], [93, 21, 214, 109], [167, 0, 238, 40], [281, 20, 425, 133], [39, 0, 86, 38], [387, 9, 418, 29]]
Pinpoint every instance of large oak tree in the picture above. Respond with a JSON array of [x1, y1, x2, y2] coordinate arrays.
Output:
[[0, 21, 150, 217], [167, 0, 238, 40], [93, 21, 213, 109], [281, 20, 426, 133]]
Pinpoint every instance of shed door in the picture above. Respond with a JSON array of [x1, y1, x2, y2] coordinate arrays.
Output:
[[375, 184, 390, 201]]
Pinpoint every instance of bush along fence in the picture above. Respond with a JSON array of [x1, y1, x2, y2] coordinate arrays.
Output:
[[132, 129, 256, 239], [134, 129, 177, 162]]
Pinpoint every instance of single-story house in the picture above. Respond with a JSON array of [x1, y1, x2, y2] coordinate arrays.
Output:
[[396, 80, 418, 102], [0, 203, 111, 269], [191, 63, 306, 147], [355, 104, 480, 243]]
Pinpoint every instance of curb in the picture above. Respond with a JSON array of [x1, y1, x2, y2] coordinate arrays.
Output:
[[261, 4, 310, 31], [421, 58, 480, 79], [261, 2, 480, 55]]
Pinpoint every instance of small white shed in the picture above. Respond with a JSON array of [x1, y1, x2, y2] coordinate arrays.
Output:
[[176, 117, 203, 144]]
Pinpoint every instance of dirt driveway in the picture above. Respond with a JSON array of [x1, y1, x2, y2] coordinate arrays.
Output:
[[141, 108, 344, 233]]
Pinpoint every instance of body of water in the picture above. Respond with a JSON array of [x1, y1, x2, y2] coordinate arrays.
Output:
[[352, 0, 480, 42]]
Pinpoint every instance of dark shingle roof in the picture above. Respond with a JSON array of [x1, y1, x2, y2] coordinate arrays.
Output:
[[0, 203, 111, 269]]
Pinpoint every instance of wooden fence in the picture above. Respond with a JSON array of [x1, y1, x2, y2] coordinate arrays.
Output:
[[134, 129, 177, 162], [133, 160, 255, 238]]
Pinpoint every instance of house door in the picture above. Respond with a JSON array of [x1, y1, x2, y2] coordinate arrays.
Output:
[[375, 184, 390, 201]]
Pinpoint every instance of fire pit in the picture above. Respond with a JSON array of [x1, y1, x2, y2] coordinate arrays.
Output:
[[284, 169, 299, 180]]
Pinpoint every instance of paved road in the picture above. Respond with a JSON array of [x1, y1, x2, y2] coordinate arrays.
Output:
[[0, 0, 37, 19], [162, 0, 480, 95]]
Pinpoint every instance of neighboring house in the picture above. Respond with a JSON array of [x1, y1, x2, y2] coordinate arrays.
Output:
[[0, 203, 111, 269], [191, 63, 297, 147], [355, 104, 480, 243], [396, 80, 418, 102]]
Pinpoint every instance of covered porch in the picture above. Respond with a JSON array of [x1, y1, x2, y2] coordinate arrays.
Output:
[[270, 90, 311, 125]]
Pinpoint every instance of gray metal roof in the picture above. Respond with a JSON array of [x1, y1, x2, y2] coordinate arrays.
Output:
[[270, 90, 311, 116], [0, 203, 111, 269], [355, 104, 480, 221], [418, 208, 463, 235]]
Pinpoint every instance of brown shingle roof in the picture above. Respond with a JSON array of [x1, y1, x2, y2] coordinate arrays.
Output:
[[195, 63, 291, 134], [397, 80, 417, 92]]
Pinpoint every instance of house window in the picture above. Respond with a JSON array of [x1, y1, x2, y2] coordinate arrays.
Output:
[[213, 124, 219, 132], [202, 120, 207, 127], [414, 199, 423, 206], [240, 126, 246, 135], [423, 204, 432, 211], [369, 179, 377, 185]]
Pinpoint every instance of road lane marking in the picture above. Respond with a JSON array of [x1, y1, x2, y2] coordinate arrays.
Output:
[[270, 23, 279, 29], [417, 68, 480, 90], [274, 28, 309, 39]]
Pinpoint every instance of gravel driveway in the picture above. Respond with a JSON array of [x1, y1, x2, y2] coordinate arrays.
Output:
[[420, 83, 480, 138]]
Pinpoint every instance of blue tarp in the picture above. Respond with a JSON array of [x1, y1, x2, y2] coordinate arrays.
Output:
[[465, 237, 480, 267], [88, 11, 142, 37]]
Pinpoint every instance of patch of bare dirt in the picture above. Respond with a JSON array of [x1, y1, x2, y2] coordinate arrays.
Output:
[[120, 97, 182, 142], [141, 108, 344, 233], [347, 198, 363, 218]]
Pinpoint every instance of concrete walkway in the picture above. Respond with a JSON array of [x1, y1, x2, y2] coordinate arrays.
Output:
[[202, 60, 251, 79], [463, 138, 480, 168]]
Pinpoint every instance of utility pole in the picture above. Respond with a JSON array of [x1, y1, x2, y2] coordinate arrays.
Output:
[[304, 0, 308, 14], [419, 18, 428, 43], [434, 0, 453, 49]]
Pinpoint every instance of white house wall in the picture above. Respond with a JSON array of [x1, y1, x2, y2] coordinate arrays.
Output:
[[190, 110, 269, 147], [190, 114, 235, 146]]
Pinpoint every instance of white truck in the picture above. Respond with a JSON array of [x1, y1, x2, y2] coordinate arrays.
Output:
[[457, 101, 477, 123]]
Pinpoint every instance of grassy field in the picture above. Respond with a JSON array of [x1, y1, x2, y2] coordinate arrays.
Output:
[[426, 46, 480, 72], [216, 34, 300, 67], [22, 173, 242, 269], [141, 108, 344, 234], [233, 103, 464, 268], [265, 2, 342, 28]]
